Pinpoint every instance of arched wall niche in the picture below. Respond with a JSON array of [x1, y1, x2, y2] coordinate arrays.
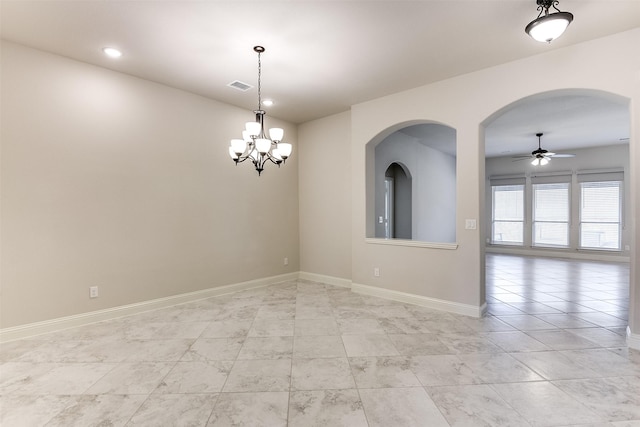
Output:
[[366, 120, 457, 243]]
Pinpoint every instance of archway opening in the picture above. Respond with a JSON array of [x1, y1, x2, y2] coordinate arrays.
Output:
[[483, 89, 630, 257], [481, 88, 631, 324]]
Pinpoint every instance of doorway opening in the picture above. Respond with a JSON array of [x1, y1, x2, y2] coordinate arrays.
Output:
[[384, 162, 411, 239]]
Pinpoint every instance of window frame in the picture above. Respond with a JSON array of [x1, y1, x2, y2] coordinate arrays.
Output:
[[578, 179, 623, 251], [531, 181, 571, 248], [490, 180, 525, 246]]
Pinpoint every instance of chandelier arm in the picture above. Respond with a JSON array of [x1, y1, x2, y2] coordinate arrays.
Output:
[[234, 155, 252, 164], [265, 154, 283, 165]]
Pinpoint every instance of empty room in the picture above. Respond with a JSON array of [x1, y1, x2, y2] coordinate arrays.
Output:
[[1, 1, 639, 425]]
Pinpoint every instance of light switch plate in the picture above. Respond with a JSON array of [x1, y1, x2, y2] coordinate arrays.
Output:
[[465, 219, 477, 230]]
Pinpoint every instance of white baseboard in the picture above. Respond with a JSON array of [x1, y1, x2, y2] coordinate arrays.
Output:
[[480, 302, 488, 317], [298, 273, 486, 318], [627, 327, 640, 351], [351, 282, 485, 318], [0, 272, 298, 343], [298, 271, 352, 288], [486, 246, 630, 263]]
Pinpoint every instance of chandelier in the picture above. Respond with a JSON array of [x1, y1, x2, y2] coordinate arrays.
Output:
[[525, 0, 573, 43], [228, 46, 292, 175]]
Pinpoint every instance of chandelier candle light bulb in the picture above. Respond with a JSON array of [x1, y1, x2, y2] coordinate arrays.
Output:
[[228, 46, 292, 175]]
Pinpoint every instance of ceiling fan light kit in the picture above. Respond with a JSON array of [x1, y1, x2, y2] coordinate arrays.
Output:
[[525, 0, 574, 43], [531, 156, 550, 166]]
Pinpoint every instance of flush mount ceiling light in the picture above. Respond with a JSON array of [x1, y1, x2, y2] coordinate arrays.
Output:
[[525, 0, 574, 43], [102, 47, 122, 58], [228, 46, 292, 176]]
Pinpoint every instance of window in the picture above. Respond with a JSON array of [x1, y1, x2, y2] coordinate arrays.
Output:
[[490, 170, 624, 252], [491, 184, 524, 245], [579, 178, 622, 250], [532, 182, 569, 247]]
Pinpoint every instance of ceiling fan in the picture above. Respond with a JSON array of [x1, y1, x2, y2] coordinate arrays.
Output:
[[512, 132, 576, 165]]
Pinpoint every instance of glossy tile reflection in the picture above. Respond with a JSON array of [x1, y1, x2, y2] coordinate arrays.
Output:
[[0, 254, 637, 426]]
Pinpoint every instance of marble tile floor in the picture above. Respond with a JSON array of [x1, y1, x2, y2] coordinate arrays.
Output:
[[1, 255, 639, 426]]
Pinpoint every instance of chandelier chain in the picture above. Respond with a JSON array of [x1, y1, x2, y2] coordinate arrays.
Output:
[[257, 50, 262, 111]]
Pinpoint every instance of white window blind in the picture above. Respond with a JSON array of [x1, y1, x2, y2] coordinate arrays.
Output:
[[491, 184, 524, 245], [532, 182, 569, 247], [579, 180, 622, 250]]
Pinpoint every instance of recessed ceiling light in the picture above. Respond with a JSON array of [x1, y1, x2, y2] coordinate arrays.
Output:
[[263, 100, 274, 107], [102, 47, 122, 58]]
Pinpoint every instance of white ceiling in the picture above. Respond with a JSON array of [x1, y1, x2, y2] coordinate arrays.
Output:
[[399, 124, 458, 156], [382, 91, 630, 158], [1, 1, 638, 154], [484, 91, 630, 157]]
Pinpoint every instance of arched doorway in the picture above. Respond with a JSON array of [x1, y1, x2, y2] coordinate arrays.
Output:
[[481, 88, 632, 335], [383, 162, 412, 239]]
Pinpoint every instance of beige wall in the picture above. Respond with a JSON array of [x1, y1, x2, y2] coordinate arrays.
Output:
[[298, 111, 351, 280], [340, 30, 638, 325], [0, 41, 300, 328], [2, 29, 640, 340]]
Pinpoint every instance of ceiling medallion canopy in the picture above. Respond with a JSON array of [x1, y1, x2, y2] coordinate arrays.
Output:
[[525, 0, 574, 43], [228, 46, 292, 175]]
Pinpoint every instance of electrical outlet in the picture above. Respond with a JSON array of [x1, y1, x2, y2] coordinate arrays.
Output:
[[373, 267, 380, 277], [284, 257, 289, 266], [89, 286, 99, 298]]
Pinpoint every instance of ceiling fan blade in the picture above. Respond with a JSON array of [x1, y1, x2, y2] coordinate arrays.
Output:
[[511, 155, 533, 159], [549, 153, 576, 158], [544, 152, 556, 156], [511, 157, 532, 162]]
